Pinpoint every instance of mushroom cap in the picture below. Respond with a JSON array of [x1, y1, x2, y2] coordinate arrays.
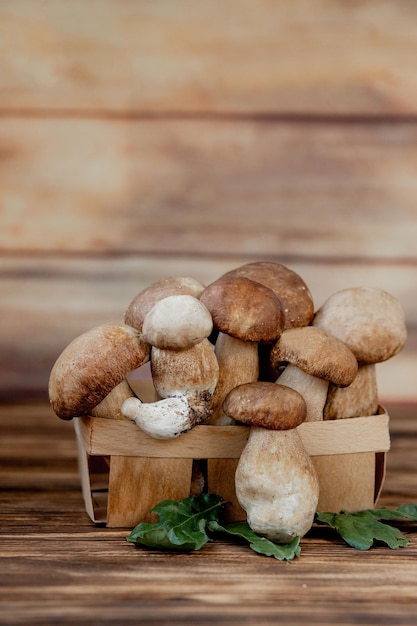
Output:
[[125, 276, 206, 332], [151, 338, 219, 398], [271, 326, 358, 387], [48, 323, 150, 420], [142, 294, 213, 350], [222, 381, 307, 429], [220, 261, 314, 329], [313, 286, 407, 364], [200, 275, 284, 342]]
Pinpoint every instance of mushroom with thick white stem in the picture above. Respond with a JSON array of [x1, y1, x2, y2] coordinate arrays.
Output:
[[312, 286, 407, 420], [222, 381, 319, 544], [121, 338, 219, 439], [200, 275, 284, 424], [271, 326, 358, 422], [48, 322, 150, 421]]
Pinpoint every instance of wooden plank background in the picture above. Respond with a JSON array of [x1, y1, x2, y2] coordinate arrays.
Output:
[[1, 0, 416, 403]]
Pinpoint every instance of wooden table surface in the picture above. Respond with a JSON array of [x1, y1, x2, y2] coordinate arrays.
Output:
[[1, 402, 417, 626]]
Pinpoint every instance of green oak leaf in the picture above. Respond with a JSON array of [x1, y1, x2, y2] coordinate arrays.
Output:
[[127, 493, 224, 551], [316, 504, 417, 550], [208, 520, 301, 561]]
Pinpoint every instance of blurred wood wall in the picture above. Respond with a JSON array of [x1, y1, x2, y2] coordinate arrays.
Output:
[[1, 0, 416, 403]]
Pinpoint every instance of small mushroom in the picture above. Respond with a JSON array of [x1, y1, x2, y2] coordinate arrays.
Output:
[[271, 326, 358, 421], [48, 323, 150, 420], [223, 382, 319, 544], [313, 286, 407, 419], [125, 276, 206, 332], [141, 294, 213, 350], [121, 394, 209, 440], [323, 363, 379, 420], [200, 275, 284, 424], [121, 338, 219, 439]]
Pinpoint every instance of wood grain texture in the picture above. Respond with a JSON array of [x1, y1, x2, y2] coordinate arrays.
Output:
[[75, 410, 389, 525], [76, 413, 390, 458], [1, 2, 416, 407], [1, 0, 417, 115], [1, 118, 417, 258], [0, 402, 416, 625], [1, 254, 416, 402]]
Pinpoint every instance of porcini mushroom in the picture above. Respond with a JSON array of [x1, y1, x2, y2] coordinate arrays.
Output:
[[323, 363, 379, 420], [223, 381, 319, 543], [271, 326, 358, 421], [220, 261, 314, 381], [141, 294, 213, 351], [220, 261, 314, 329], [313, 286, 407, 419], [200, 275, 284, 424], [125, 276, 206, 332], [48, 323, 150, 420], [121, 338, 219, 439]]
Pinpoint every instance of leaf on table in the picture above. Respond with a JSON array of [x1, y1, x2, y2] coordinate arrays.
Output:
[[127, 493, 224, 551], [315, 504, 417, 550], [208, 520, 301, 561], [368, 503, 417, 522]]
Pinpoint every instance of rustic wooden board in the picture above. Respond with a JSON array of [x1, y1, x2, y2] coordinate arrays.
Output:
[[1, 118, 417, 258], [1, 0, 417, 115], [1, 402, 416, 625]]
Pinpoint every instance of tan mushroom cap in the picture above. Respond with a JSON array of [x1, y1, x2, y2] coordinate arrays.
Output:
[[313, 286, 407, 364], [142, 294, 213, 350], [200, 276, 284, 343], [220, 261, 314, 329], [222, 382, 307, 429], [271, 326, 358, 387], [48, 323, 150, 420], [125, 276, 206, 332]]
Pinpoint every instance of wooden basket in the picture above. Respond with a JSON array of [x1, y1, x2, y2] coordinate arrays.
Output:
[[74, 405, 390, 528]]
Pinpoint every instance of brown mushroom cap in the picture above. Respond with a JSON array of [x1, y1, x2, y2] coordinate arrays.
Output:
[[125, 276, 206, 332], [220, 261, 314, 329], [200, 276, 284, 343], [271, 326, 358, 387], [222, 381, 307, 429], [313, 286, 407, 364], [48, 323, 150, 420]]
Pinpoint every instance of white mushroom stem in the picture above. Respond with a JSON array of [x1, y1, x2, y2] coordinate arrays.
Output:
[[208, 332, 259, 425], [90, 379, 135, 420], [121, 392, 210, 440], [324, 363, 379, 420], [277, 365, 329, 422], [235, 427, 319, 543]]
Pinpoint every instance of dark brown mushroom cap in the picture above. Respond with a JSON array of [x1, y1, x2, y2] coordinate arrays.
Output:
[[48, 323, 150, 420], [271, 326, 358, 387], [222, 382, 307, 429], [125, 276, 206, 332], [220, 261, 314, 329], [200, 276, 284, 343], [313, 286, 407, 364]]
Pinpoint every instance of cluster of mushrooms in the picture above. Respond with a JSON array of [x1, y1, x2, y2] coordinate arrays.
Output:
[[49, 262, 407, 543]]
